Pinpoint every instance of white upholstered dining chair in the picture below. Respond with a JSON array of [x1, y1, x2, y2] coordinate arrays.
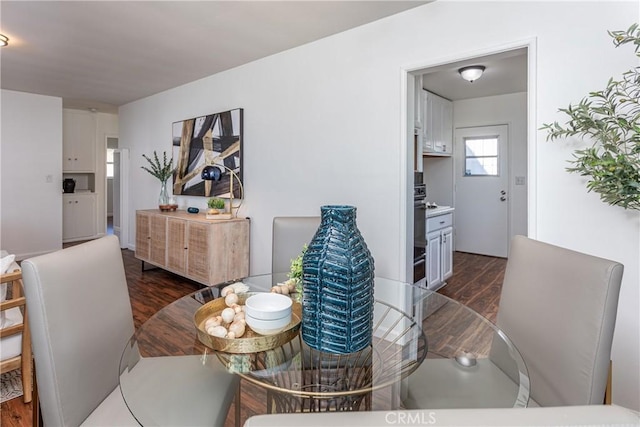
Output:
[[271, 216, 320, 274], [405, 235, 624, 408], [22, 235, 239, 426]]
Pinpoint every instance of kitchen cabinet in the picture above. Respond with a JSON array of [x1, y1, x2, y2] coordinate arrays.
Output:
[[422, 90, 453, 156], [135, 210, 250, 286], [441, 226, 454, 279], [63, 110, 96, 172], [414, 74, 423, 132], [425, 210, 454, 290], [63, 193, 97, 242]]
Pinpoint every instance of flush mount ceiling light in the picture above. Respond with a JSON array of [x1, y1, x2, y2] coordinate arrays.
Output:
[[458, 65, 485, 83], [0, 34, 8, 47]]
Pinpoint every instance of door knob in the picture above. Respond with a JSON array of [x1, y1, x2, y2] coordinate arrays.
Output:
[[500, 196, 507, 201]]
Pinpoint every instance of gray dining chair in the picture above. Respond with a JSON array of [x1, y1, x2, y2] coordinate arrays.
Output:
[[271, 216, 320, 275], [22, 235, 239, 426], [404, 235, 623, 408]]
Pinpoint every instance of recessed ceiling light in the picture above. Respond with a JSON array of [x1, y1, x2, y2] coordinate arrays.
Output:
[[458, 65, 486, 83], [0, 34, 9, 47]]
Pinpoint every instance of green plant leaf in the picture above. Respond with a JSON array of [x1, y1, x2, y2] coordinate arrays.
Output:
[[141, 150, 174, 182]]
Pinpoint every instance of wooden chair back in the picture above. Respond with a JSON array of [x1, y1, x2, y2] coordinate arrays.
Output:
[[0, 267, 33, 403]]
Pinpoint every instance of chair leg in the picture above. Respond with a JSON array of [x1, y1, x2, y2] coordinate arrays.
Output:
[[604, 360, 612, 405], [21, 308, 33, 403], [32, 365, 42, 427], [235, 380, 241, 427], [20, 355, 33, 404]]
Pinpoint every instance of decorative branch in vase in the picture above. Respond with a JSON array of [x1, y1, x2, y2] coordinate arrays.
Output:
[[141, 150, 177, 211]]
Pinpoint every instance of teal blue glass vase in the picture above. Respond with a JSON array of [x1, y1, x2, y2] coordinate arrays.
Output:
[[301, 205, 375, 354]]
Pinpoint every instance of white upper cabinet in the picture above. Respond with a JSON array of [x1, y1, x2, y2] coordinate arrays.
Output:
[[414, 74, 423, 131], [422, 90, 453, 156], [63, 110, 96, 172]]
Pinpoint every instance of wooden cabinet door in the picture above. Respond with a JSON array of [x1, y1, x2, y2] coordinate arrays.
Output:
[[135, 211, 151, 261], [186, 221, 211, 284], [149, 215, 167, 266], [208, 220, 250, 284], [166, 218, 187, 274], [441, 227, 454, 281]]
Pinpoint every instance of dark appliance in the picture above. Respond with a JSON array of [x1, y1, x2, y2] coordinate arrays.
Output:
[[414, 172, 426, 283], [63, 178, 76, 193]]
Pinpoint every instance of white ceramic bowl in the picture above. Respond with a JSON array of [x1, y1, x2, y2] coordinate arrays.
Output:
[[245, 312, 291, 336], [245, 293, 292, 320]]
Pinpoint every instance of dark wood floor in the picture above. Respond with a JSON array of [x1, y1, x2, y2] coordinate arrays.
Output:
[[0, 249, 505, 426]]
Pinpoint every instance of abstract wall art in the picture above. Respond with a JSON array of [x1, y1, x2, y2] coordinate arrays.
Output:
[[172, 108, 243, 198]]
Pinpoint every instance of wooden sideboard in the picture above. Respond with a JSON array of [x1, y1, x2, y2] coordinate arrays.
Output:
[[135, 210, 250, 286]]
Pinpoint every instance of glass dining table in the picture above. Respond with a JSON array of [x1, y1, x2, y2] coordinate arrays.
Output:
[[119, 274, 529, 425]]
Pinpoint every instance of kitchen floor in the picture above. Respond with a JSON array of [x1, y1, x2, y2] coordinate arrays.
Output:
[[438, 251, 507, 324]]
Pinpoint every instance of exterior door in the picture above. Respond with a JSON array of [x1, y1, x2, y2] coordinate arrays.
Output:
[[454, 125, 509, 257]]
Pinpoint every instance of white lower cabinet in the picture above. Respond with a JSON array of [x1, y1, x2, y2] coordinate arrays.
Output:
[[63, 193, 97, 242], [441, 227, 453, 280], [426, 230, 442, 289], [425, 211, 454, 290]]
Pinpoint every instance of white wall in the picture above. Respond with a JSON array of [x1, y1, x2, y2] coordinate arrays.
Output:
[[119, 1, 639, 409], [1, 90, 63, 258], [453, 92, 528, 239]]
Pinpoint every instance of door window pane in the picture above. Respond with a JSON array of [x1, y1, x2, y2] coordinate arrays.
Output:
[[464, 137, 499, 176], [106, 148, 114, 178]]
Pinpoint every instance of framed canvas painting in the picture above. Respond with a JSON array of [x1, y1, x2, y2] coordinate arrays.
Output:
[[172, 108, 243, 198]]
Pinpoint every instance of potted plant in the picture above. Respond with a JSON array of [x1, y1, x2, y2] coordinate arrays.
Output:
[[141, 151, 176, 211], [288, 244, 307, 294], [541, 24, 639, 210], [207, 197, 226, 215]]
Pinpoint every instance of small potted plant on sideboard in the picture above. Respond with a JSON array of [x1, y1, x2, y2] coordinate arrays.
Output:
[[206, 198, 226, 218]]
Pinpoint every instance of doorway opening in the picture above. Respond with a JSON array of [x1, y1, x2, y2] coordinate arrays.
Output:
[[106, 136, 118, 236], [404, 41, 535, 283]]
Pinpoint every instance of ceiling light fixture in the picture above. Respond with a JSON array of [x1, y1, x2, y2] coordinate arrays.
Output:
[[458, 65, 485, 83], [0, 34, 9, 47]]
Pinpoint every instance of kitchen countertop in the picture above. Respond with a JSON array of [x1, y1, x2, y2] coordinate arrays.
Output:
[[425, 206, 455, 218]]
